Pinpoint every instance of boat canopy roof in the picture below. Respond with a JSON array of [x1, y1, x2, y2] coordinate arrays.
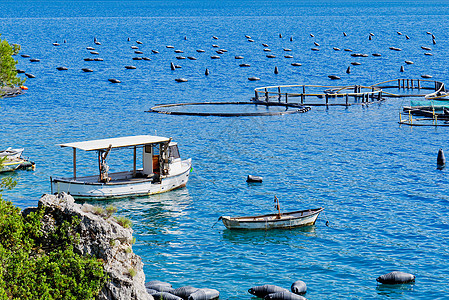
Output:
[[59, 135, 171, 151]]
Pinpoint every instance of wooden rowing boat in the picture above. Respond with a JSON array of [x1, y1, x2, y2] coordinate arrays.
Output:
[[220, 196, 324, 230]]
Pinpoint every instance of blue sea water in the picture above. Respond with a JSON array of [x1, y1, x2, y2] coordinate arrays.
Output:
[[1, 0, 449, 299]]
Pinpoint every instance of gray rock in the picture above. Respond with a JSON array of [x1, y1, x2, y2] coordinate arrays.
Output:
[[36, 193, 151, 300]]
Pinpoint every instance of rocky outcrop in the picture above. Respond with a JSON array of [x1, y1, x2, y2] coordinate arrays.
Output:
[[33, 193, 152, 300]]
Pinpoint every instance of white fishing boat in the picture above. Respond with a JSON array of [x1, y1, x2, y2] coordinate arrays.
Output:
[[220, 196, 324, 230], [0, 147, 35, 173], [50, 135, 192, 200]]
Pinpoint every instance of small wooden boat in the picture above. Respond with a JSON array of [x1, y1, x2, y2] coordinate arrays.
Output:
[[220, 196, 324, 230], [0, 148, 35, 173], [0, 147, 24, 160]]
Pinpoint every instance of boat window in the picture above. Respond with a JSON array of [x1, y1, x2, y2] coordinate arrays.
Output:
[[145, 145, 152, 153], [169, 145, 180, 158]]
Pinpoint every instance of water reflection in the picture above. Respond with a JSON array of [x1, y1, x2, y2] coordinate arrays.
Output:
[[376, 283, 415, 297]]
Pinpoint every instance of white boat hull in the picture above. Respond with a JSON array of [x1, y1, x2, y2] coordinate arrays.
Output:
[[221, 208, 324, 230], [51, 159, 191, 200]]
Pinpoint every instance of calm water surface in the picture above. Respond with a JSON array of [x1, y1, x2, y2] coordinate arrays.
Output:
[[1, 1, 449, 299]]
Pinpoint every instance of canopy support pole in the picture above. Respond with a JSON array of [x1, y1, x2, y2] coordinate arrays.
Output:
[[73, 148, 77, 180], [133, 146, 137, 177]]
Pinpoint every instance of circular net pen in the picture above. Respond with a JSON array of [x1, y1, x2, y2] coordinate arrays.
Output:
[[147, 102, 311, 117]]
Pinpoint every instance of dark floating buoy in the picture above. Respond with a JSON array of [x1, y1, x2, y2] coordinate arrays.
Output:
[[170, 62, 176, 70], [343, 32, 347, 36], [152, 50, 159, 54], [187, 288, 219, 300], [406, 35, 410, 39], [346, 66, 351, 74], [291, 280, 307, 295], [248, 77, 260, 81], [21, 54, 30, 58], [239, 63, 250, 67], [125, 65, 136, 69], [291, 63, 302, 66], [437, 148, 446, 169], [205, 68, 210, 76], [175, 78, 188, 82], [274, 66, 279, 74], [108, 78, 121, 83], [284, 55, 293, 58], [56, 66, 68, 71], [421, 74, 432, 78], [196, 49, 205, 53], [264, 291, 306, 300], [235, 55, 244, 59], [369, 35, 372, 40], [372, 53, 381, 57], [328, 75, 340, 80], [405, 60, 414, 64], [172, 286, 199, 299], [247, 175, 263, 183], [248, 285, 289, 298], [376, 271, 415, 284], [81, 68, 93, 72], [400, 65, 405, 72], [29, 58, 40, 62], [350, 62, 361, 66], [421, 46, 431, 51], [333, 47, 340, 51], [25, 73, 35, 78]]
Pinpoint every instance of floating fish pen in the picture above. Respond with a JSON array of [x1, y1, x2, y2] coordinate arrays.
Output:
[[253, 78, 447, 107], [253, 84, 384, 106]]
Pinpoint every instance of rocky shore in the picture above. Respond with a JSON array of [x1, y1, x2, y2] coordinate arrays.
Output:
[[23, 193, 152, 300], [0, 86, 23, 97]]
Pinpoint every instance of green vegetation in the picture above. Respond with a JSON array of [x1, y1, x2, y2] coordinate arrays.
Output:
[[0, 34, 25, 89], [0, 164, 107, 299], [114, 216, 132, 228]]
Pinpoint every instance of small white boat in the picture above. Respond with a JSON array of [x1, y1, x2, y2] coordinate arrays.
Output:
[[220, 196, 324, 230], [0, 159, 24, 172], [51, 135, 192, 200], [0, 147, 24, 160]]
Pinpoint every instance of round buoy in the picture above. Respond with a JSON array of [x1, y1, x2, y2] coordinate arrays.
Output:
[[376, 271, 415, 284], [291, 280, 307, 295], [248, 285, 289, 298]]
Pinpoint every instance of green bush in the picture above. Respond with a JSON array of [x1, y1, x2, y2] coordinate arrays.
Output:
[[114, 216, 132, 228], [0, 198, 107, 299], [0, 34, 25, 89]]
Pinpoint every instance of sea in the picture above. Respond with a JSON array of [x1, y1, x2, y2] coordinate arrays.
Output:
[[1, 0, 449, 299]]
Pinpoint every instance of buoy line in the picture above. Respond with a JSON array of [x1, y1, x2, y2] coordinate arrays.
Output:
[[147, 101, 311, 117]]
